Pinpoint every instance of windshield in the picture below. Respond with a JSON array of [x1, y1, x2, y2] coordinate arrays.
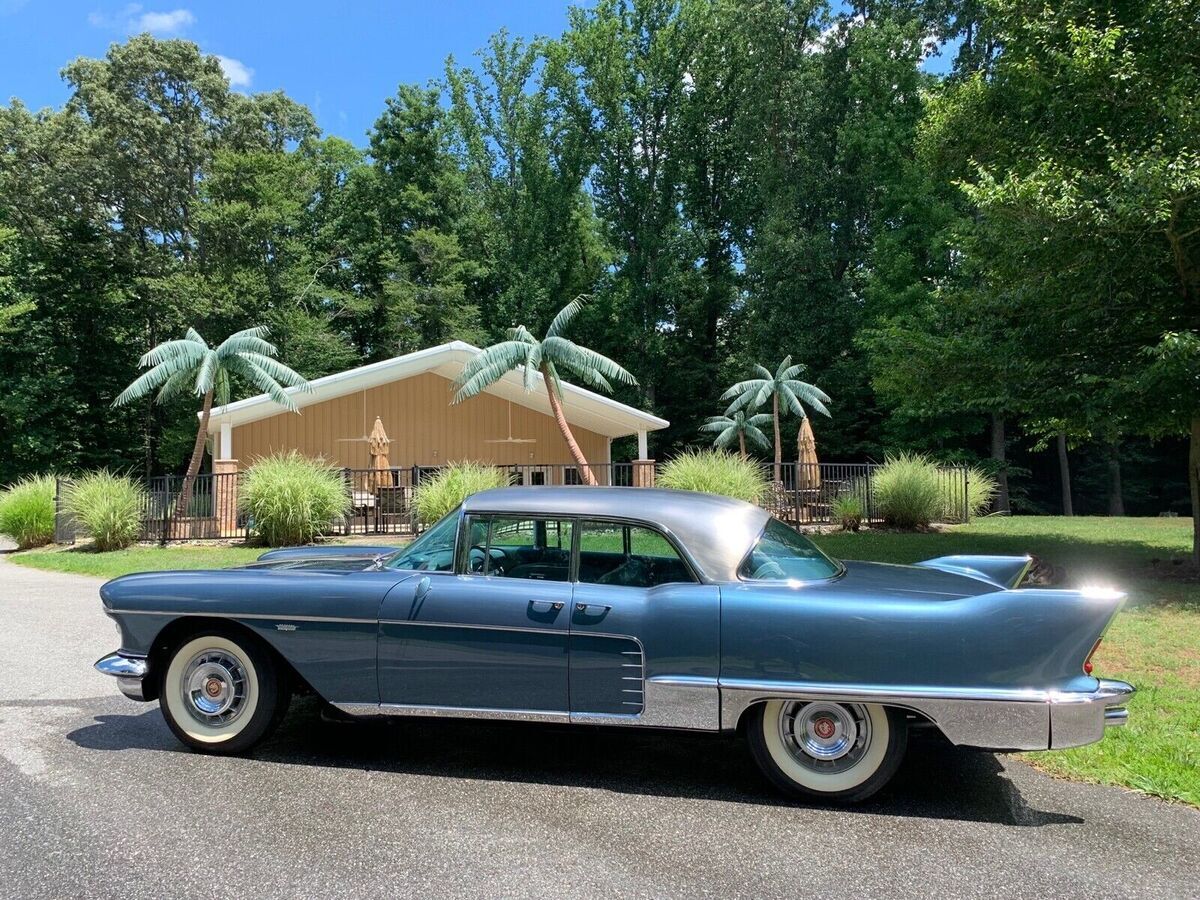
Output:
[[738, 518, 842, 582], [385, 509, 460, 571]]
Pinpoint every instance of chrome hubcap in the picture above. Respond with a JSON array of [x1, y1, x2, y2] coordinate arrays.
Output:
[[181, 649, 249, 725], [779, 702, 871, 772]]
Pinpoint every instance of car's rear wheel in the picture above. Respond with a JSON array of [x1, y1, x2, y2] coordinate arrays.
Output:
[[159, 630, 289, 754], [746, 700, 907, 803]]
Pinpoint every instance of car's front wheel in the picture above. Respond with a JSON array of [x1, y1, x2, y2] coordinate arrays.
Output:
[[746, 700, 907, 803], [159, 630, 290, 754]]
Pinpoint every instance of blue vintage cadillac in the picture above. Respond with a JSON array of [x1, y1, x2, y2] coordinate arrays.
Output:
[[95, 486, 1133, 802]]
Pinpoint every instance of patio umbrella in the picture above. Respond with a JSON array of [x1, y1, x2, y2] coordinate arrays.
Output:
[[796, 415, 821, 490], [368, 416, 393, 488]]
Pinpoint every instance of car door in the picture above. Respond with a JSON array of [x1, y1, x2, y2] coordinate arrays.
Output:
[[377, 515, 573, 715], [570, 520, 720, 726]]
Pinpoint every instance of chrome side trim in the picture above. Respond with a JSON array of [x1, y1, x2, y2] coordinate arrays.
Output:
[[333, 702, 570, 724], [94, 652, 150, 702], [719, 677, 1136, 751], [380, 619, 570, 636], [107, 610, 377, 625]]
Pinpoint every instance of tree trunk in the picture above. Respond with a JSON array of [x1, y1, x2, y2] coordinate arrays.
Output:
[[990, 414, 1011, 513], [542, 364, 597, 485], [1107, 441, 1125, 516], [174, 389, 214, 532], [1056, 432, 1073, 516], [772, 393, 782, 486], [738, 431, 747, 460], [1191, 416, 1200, 566]]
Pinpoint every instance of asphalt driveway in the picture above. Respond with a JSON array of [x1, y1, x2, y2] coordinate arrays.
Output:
[[1, 556, 1197, 900]]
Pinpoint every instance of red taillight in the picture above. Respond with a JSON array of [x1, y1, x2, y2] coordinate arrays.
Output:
[[1084, 638, 1103, 675]]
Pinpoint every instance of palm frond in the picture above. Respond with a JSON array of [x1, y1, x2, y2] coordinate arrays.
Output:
[[184, 327, 209, 348], [719, 378, 766, 402], [154, 368, 194, 405], [113, 352, 201, 406], [194, 351, 219, 396], [232, 358, 300, 412], [773, 356, 792, 380], [213, 367, 232, 408], [238, 352, 310, 390], [545, 294, 589, 339], [139, 339, 207, 369], [543, 336, 636, 390], [522, 343, 542, 393], [787, 380, 832, 415], [217, 328, 278, 358], [453, 341, 531, 402], [744, 423, 772, 450], [698, 417, 733, 434]]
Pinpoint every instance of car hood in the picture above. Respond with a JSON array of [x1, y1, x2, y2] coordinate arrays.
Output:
[[242, 545, 402, 573]]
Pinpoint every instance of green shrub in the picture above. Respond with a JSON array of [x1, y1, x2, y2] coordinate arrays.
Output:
[[962, 465, 998, 518], [413, 462, 512, 525], [62, 471, 146, 551], [0, 474, 56, 549], [657, 449, 770, 504], [873, 453, 944, 528], [240, 452, 351, 546], [830, 493, 864, 532]]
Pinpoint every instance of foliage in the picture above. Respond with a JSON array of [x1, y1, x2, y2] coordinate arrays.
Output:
[[61, 471, 146, 551], [454, 295, 636, 483], [961, 465, 999, 519], [830, 493, 864, 532], [239, 452, 351, 546], [871, 453, 945, 528], [657, 449, 770, 505], [0, 474, 56, 549], [412, 462, 512, 525], [722, 357, 831, 483], [699, 410, 772, 457]]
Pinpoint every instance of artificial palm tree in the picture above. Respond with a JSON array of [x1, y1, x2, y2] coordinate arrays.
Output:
[[699, 410, 773, 459], [114, 326, 309, 522], [453, 295, 636, 485], [721, 356, 831, 484]]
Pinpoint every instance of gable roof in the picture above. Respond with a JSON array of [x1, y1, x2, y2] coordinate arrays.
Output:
[[205, 340, 669, 440]]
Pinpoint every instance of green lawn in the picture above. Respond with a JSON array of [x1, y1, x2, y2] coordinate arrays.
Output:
[[815, 517, 1200, 807], [9, 516, 1198, 805]]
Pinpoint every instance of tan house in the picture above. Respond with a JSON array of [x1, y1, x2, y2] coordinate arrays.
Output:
[[204, 341, 668, 485]]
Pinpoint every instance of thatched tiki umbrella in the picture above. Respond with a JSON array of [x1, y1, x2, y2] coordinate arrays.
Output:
[[368, 416, 393, 488], [796, 416, 821, 491]]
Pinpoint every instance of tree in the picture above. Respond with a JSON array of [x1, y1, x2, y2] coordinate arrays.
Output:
[[721, 357, 831, 484], [113, 326, 309, 522], [452, 295, 636, 484], [699, 410, 772, 459]]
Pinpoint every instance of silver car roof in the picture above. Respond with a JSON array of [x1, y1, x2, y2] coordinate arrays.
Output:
[[461, 486, 770, 582]]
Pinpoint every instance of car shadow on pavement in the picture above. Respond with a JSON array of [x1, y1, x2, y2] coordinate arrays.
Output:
[[69, 698, 1082, 827]]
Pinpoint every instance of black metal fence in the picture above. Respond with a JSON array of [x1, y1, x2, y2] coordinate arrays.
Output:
[[53, 461, 972, 544], [764, 462, 971, 526]]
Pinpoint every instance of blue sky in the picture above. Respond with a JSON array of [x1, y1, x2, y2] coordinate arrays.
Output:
[[0, 2, 955, 146], [0, 1, 576, 143]]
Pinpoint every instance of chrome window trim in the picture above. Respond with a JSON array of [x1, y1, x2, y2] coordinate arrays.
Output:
[[735, 518, 846, 585]]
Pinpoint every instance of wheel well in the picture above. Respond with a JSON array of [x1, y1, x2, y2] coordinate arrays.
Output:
[[733, 698, 939, 736], [145, 616, 311, 702]]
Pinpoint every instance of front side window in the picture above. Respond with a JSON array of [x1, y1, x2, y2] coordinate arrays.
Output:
[[577, 521, 696, 588], [385, 509, 460, 572], [467, 516, 573, 582], [739, 518, 842, 581]]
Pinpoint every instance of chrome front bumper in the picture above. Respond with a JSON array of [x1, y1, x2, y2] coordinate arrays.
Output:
[[94, 652, 150, 702], [1049, 679, 1135, 749]]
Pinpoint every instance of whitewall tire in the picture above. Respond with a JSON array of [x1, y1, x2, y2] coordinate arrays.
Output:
[[747, 700, 907, 803], [160, 630, 289, 754]]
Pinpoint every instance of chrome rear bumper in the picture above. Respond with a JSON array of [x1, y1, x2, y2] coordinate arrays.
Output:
[[1049, 679, 1135, 749], [94, 652, 150, 702]]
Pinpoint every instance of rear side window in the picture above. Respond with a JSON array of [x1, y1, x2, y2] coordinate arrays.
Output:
[[577, 521, 696, 588], [739, 518, 841, 581]]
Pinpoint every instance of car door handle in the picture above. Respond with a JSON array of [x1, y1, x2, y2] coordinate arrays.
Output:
[[575, 603, 612, 615], [529, 600, 564, 612]]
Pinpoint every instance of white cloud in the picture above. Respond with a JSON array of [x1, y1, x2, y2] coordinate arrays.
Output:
[[88, 5, 195, 36], [216, 55, 254, 89]]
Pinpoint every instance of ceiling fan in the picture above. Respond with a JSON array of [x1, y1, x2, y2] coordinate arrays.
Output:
[[485, 401, 536, 444]]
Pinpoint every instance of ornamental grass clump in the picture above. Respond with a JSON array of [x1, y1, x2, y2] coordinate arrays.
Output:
[[0, 474, 56, 549], [240, 452, 351, 546], [960, 465, 999, 519], [413, 462, 512, 525], [873, 453, 944, 528], [830, 493, 865, 532], [62, 470, 146, 551], [657, 449, 770, 505]]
